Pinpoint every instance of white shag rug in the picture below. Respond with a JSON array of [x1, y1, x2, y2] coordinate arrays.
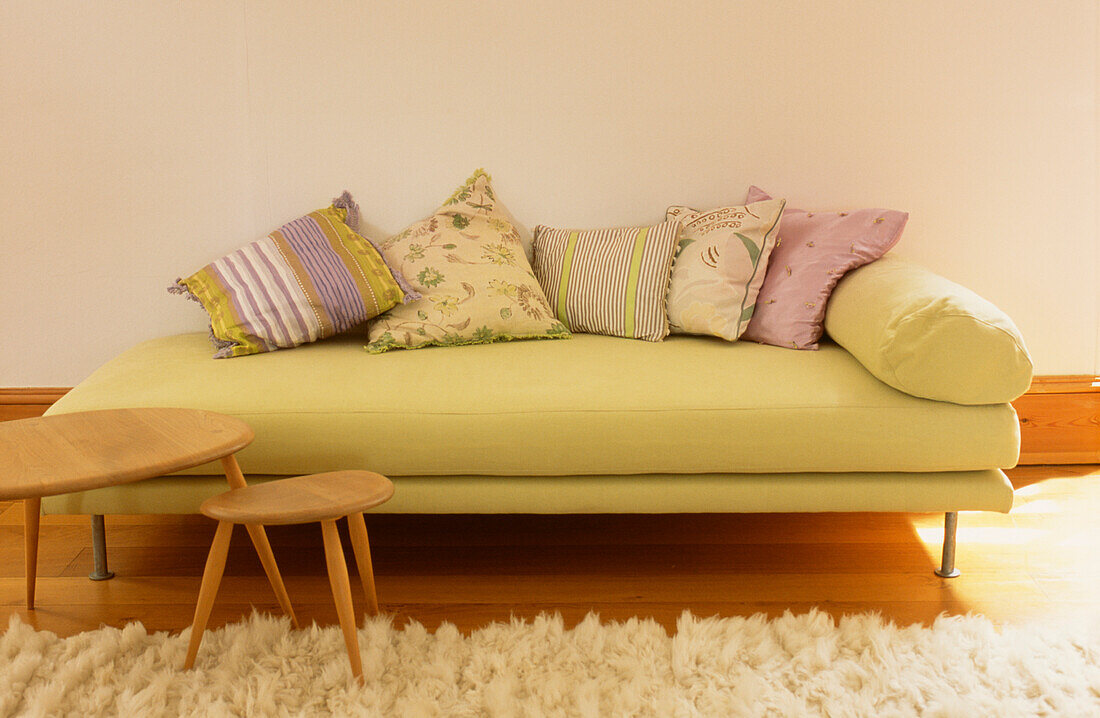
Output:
[[2, 610, 1099, 717]]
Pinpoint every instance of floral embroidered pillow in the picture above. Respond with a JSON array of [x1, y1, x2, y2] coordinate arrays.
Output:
[[366, 170, 570, 353], [742, 186, 908, 350], [665, 198, 785, 341]]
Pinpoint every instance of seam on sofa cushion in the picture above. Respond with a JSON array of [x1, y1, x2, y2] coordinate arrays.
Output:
[[202, 404, 1014, 417]]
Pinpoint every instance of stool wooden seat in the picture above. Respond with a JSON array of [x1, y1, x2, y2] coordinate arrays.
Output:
[[200, 471, 395, 525], [183, 470, 394, 682]]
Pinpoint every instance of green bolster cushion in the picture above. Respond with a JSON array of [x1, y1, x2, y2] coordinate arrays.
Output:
[[824, 256, 1033, 405]]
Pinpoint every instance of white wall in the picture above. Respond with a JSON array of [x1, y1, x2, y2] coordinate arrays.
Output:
[[2, 0, 1096, 385]]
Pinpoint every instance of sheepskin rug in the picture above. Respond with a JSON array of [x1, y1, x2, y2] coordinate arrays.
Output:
[[2, 610, 1098, 717]]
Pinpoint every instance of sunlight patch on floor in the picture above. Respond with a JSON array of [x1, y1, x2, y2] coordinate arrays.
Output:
[[1004, 499, 1066, 514], [913, 525, 1045, 546], [1010, 482, 1048, 497]]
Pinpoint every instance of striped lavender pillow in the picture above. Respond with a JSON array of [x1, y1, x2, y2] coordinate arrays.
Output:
[[171, 192, 418, 358], [532, 219, 681, 341]]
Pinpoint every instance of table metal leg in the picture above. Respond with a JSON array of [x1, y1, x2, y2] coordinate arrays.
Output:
[[89, 514, 115, 581]]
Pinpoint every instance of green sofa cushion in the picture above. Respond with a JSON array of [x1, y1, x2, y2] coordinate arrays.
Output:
[[824, 257, 1033, 405], [47, 331, 1020, 477]]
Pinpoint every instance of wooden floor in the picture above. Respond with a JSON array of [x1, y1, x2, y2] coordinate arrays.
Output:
[[1, 465, 1097, 637]]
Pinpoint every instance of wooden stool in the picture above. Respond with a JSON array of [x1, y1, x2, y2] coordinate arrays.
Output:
[[183, 470, 394, 681]]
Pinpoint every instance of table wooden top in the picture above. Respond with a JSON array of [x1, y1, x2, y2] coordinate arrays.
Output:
[[201, 471, 394, 525], [0, 408, 253, 500]]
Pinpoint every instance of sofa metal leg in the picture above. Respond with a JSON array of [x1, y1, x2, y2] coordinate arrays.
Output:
[[89, 514, 115, 581], [934, 511, 961, 578]]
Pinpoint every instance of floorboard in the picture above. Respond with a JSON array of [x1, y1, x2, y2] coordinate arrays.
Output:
[[1, 466, 1096, 636]]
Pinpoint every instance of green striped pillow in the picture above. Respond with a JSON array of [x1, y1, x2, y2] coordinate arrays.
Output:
[[532, 220, 681, 341]]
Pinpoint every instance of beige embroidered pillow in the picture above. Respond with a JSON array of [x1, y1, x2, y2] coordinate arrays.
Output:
[[366, 170, 569, 353], [532, 219, 681, 342], [665, 198, 785, 341]]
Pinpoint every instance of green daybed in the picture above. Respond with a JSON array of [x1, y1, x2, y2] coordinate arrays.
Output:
[[41, 257, 1033, 578]]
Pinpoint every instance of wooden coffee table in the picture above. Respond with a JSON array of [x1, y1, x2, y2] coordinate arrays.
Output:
[[0, 408, 296, 624]]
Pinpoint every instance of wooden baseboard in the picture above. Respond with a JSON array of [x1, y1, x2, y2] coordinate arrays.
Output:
[[3, 378, 1098, 465], [1012, 376, 1100, 464], [0, 388, 69, 422]]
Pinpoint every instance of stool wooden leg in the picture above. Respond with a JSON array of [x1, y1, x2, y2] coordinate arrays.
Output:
[[346, 513, 379, 615], [242, 524, 299, 628], [24, 497, 40, 610], [321, 519, 363, 682], [220, 455, 299, 629], [184, 520, 234, 670]]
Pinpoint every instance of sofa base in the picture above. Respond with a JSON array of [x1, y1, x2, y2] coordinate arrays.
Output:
[[41, 469, 1014, 516], [88, 514, 114, 581]]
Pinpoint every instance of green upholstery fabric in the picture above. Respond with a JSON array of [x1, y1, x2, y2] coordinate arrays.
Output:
[[40, 470, 1014, 515], [47, 331, 1020, 477], [825, 257, 1033, 405]]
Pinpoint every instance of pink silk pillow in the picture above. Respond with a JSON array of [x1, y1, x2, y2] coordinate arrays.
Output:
[[742, 186, 908, 349]]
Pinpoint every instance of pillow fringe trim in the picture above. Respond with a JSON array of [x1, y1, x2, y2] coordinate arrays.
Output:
[[168, 279, 240, 359], [331, 190, 360, 232]]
